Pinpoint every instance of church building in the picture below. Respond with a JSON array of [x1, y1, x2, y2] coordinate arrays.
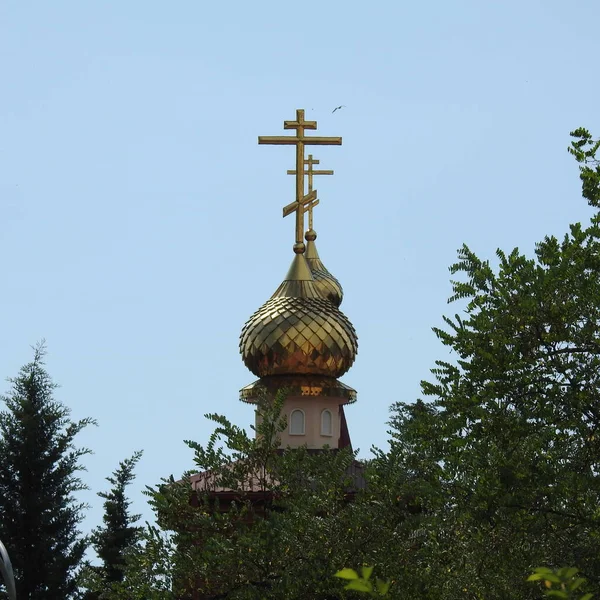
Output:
[[190, 108, 359, 491], [180, 108, 363, 600]]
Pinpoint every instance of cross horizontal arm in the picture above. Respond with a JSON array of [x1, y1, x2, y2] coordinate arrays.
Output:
[[286, 169, 334, 176], [258, 136, 342, 145], [304, 137, 342, 145], [284, 120, 317, 130]]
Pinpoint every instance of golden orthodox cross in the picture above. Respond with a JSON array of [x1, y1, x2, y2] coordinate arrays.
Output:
[[258, 109, 341, 251], [286, 154, 333, 231]]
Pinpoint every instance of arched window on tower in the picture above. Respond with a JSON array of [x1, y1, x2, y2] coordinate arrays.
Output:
[[321, 409, 333, 436], [290, 409, 305, 435]]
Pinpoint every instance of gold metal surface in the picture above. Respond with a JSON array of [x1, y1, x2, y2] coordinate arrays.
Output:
[[259, 110, 341, 250], [239, 376, 357, 403], [282, 190, 317, 218], [305, 231, 344, 307], [239, 294, 358, 378], [239, 109, 357, 388], [288, 154, 334, 190], [270, 279, 324, 299], [287, 154, 333, 231], [281, 254, 313, 282], [287, 152, 344, 307]]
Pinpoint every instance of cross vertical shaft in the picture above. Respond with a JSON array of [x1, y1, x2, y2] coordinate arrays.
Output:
[[259, 109, 341, 252], [295, 141, 304, 244]]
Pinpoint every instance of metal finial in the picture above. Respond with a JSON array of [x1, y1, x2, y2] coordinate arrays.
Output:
[[259, 110, 341, 252]]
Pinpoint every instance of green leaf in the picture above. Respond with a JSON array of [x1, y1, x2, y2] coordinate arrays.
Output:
[[361, 566, 374, 580], [335, 568, 359, 580], [546, 591, 568, 599], [559, 567, 578, 579], [376, 578, 391, 596], [570, 578, 586, 591], [345, 579, 372, 593], [579, 594, 593, 600]]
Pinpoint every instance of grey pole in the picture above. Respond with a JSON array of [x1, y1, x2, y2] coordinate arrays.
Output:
[[0, 540, 16, 600]]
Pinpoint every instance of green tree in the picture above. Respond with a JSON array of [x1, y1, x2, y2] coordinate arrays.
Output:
[[82, 451, 143, 598], [568, 128, 600, 207], [106, 392, 401, 600], [369, 128, 600, 599], [0, 343, 95, 600]]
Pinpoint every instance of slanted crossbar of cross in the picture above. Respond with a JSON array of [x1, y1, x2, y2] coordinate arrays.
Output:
[[287, 154, 333, 230]]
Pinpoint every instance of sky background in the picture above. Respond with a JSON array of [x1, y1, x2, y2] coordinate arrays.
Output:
[[1, 0, 599, 543]]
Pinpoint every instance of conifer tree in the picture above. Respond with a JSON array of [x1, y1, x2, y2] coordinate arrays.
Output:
[[0, 343, 95, 599], [90, 451, 143, 589]]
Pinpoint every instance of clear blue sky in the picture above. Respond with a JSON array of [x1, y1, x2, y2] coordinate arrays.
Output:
[[1, 0, 599, 538]]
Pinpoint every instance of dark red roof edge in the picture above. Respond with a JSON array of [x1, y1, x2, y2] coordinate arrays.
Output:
[[338, 405, 352, 451]]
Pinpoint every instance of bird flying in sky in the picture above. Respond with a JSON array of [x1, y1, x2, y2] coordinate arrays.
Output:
[[332, 105, 346, 113]]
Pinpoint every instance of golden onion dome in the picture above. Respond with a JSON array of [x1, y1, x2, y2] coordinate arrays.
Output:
[[240, 253, 358, 378], [304, 229, 343, 307]]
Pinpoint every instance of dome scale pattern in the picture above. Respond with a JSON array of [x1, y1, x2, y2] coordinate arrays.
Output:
[[240, 293, 358, 378]]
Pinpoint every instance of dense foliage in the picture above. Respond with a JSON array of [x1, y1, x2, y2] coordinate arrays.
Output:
[[101, 393, 399, 599], [366, 127, 600, 599], [80, 452, 143, 598], [93, 451, 143, 584], [0, 343, 95, 600]]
